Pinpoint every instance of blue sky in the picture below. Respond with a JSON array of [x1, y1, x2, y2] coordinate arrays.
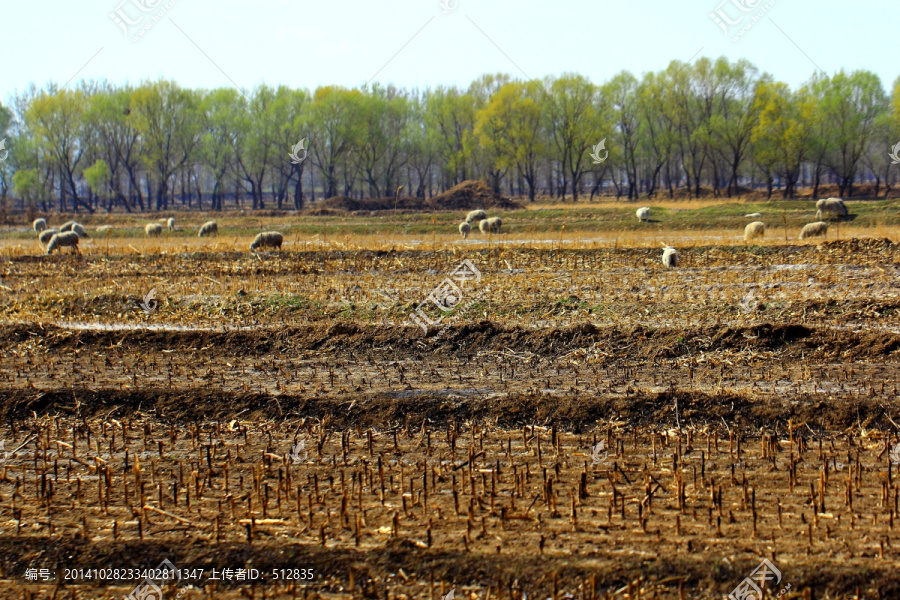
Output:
[[2, 0, 898, 101]]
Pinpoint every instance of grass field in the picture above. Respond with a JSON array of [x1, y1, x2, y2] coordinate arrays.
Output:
[[5, 197, 900, 247], [2, 199, 900, 598]]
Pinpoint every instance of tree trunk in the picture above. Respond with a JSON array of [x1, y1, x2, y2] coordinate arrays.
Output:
[[293, 166, 305, 210]]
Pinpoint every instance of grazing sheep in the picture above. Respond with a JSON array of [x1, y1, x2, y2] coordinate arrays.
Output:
[[33, 218, 47, 233], [744, 213, 762, 218], [96, 225, 112, 235], [46, 231, 80, 254], [466, 210, 487, 224], [145, 223, 163, 237], [815, 197, 848, 221], [479, 217, 502, 234], [38, 229, 58, 246], [167, 217, 175, 231], [744, 221, 765, 241], [198, 221, 218, 237], [636, 207, 650, 222], [459, 222, 471, 239], [71, 223, 89, 238], [662, 245, 678, 268], [799, 221, 828, 240], [250, 231, 284, 251]]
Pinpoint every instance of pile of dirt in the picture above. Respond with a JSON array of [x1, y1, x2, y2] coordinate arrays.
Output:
[[300, 207, 349, 217], [428, 180, 521, 211], [799, 182, 898, 199], [316, 181, 522, 213], [9, 319, 900, 363], [818, 237, 896, 252]]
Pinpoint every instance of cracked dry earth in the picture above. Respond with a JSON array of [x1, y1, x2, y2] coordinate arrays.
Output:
[[3, 240, 900, 598]]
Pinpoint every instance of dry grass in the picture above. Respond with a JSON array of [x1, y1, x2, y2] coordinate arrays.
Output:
[[2, 222, 899, 257]]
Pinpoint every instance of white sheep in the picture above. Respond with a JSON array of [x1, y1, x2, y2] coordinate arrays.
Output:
[[167, 217, 175, 231], [59, 220, 77, 232], [250, 231, 284, 251], [46, 231, 81, 254], [799, 221, 828, 240], [33, 218, 47, 233], [198, 221, 218, 237], [662, 245, 678, 268], [459, 222, 471, 239], [636, 207, 650, 222], [145, 223, 163, 237], [71, 223, 89, 238], [96, 225, 112, 235], [38, 228, 58, 246], [815, 198, 847, 221], [744, 221, 765, 241], [479, 217, 502, 234], [466, 210, 487, 224], [744, 213, 762, 218]]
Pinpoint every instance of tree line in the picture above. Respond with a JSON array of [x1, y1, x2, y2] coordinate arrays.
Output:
[[0, 56, 898, 214]]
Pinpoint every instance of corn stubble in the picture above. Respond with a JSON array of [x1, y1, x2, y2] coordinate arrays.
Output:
[[2, 236, 900, 598], [1, 416, 896, 598]]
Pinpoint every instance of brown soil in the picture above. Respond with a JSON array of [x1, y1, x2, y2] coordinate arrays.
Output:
[[318, 181, 522, 214], [428, 180, 522, 211], [3, 244, 900, 598]]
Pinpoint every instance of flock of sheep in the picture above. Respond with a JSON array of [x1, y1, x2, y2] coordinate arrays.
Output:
[[642, 197, 847, 268], [458, 210, 502, 239], [32, 218, 90, 254], [740, 197, 847, 243], [29, 197, 851, 263], [32, 217, 223, 254]]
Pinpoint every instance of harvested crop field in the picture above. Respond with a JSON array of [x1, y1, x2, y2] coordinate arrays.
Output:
[[3, 230, 900, 599]]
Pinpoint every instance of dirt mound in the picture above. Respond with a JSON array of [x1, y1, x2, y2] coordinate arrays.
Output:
[[316, 182, 521, 213], [300, 207, 349, 217], [799, 182, 898, 199], [318, 180, 527, 213], [817, 237, 896, 253], [7, 319, 900, 363], [0, 382, 895, 433], [318, 195, 385, 211], [429, 180, 521, 211]]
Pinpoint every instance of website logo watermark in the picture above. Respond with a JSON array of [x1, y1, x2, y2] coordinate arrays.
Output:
[[590, 440, 608, 465], [727, 559, 790, 600], [110, 0, 179, 43], [140, 289, 158, 314], [889, 141, 900, 165], [404, 260, 484, 338], [290, 439, 308, 464], [0, 138, 8, 163], [590, 139, 608, 164], [739, 289, 759, 314], [710, 0, 779, 42], [439, 0, 458, 14], [289, 138, 309, 165], [890, 443, 900, 466], [127, 559, 183, 600]]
